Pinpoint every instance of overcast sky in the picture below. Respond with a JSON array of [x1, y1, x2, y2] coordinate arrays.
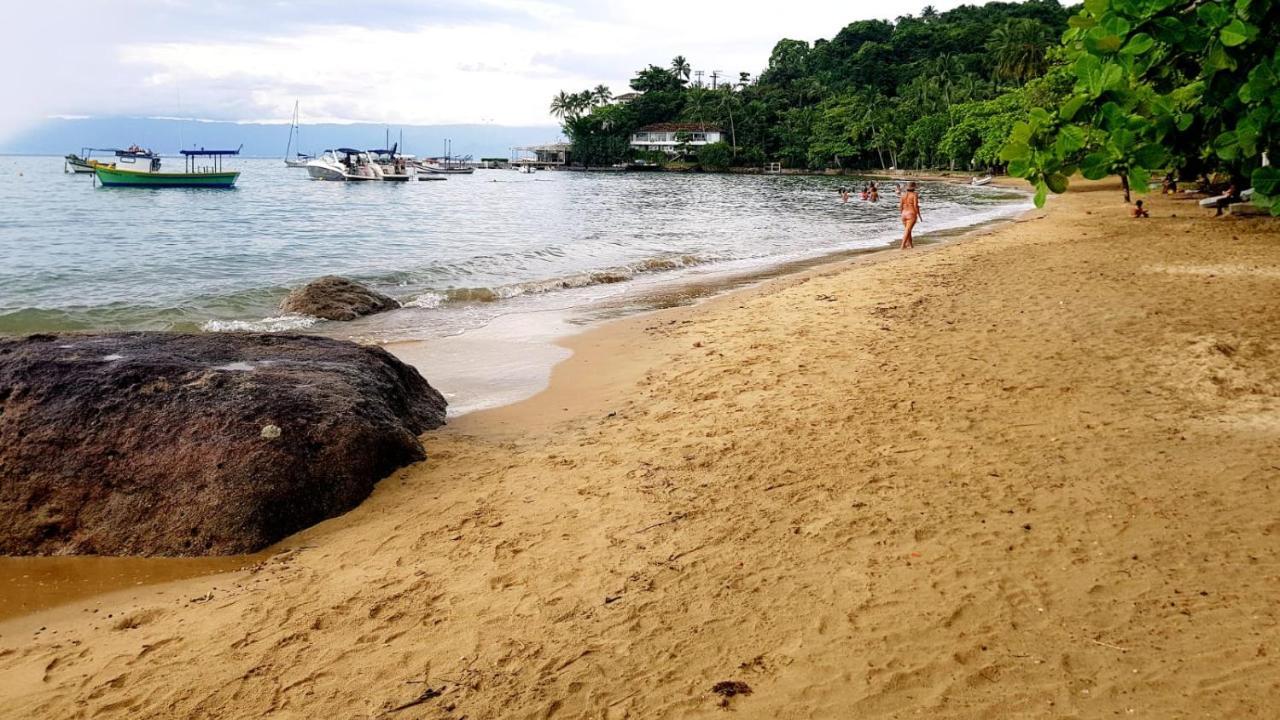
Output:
[[4, 0, 992, 141]]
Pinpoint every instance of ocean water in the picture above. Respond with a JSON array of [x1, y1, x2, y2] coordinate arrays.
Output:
[[0, 156, 1029, 343]]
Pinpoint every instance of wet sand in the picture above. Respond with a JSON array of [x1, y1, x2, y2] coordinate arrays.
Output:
[[0, 207, 1017, 624], [2, 179, 1278, 718]]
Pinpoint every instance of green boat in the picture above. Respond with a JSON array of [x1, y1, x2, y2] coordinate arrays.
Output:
[[94, 147, 241, 188]]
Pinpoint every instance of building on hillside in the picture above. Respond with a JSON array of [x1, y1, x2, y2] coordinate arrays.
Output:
[[613, 92, 642, 104], [629, 123, 723, 155]]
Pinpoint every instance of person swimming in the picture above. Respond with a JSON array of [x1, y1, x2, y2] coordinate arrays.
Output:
[[899, 181, 921, 249]]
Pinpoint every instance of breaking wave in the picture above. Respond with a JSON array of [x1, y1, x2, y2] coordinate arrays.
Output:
[[405, 253, 709, 308]]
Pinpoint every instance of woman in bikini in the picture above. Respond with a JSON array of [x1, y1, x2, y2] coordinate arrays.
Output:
[[899, 181, 921, 249]]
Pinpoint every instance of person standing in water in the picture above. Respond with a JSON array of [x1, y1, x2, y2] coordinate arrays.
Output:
[[899, 181, 921, 249]]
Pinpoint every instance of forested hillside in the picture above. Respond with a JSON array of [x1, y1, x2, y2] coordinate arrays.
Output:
[[552, 0, 1074, 170]]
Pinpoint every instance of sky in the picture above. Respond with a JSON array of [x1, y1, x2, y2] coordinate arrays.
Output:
[[3, 0, 991, 143]]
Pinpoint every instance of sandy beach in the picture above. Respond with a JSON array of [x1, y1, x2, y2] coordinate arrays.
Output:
[[2, 180, 1277, 718]]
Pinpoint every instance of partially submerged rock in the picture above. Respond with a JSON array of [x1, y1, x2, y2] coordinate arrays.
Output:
[[0, 332, 446, 556], [280, 276, 400, 321]]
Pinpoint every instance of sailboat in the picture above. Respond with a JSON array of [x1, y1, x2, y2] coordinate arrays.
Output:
[[283, 101, 313, 168]]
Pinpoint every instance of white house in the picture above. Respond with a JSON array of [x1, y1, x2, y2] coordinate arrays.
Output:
[[630, 123, 724, 155]]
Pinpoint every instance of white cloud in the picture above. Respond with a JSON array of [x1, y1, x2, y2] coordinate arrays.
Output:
[[2, 0, 991, 141]]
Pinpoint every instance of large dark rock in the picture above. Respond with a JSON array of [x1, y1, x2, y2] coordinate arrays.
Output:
[[0, 332, 446, 556], [280, 276, 400, 321]]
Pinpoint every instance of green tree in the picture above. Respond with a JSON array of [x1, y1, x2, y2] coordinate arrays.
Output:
[[697, 141, 734, 171], [988, 18, 1054, 84], [1003, 0, 1280, 210]]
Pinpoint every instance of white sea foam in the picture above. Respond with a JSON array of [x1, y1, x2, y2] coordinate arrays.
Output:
[[202, 315, 319, 333]]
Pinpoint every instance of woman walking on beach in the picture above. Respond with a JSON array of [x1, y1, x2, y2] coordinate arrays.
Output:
[[899, 181, 921, 249]]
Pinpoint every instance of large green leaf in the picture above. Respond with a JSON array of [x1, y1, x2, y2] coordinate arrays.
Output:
[[1251, 166, 1280, 196], [1133, 143, 1167, 168], [1083, 0, 1109, 16], [1081, 151, 1112, 179], [1033, 180, 1049, 208], [1212, 130, 1239, 160], [1121, 33, 1155, 56], [1205, 42, 1237, 71], [1007, 158, 1031, 177], [1000, 141, 1031, 162], [1220, 19, 1256, 47], [1060, 95, 1088, 121], [1150, 17, 1185, 43], [1058, 125, 1087, 153], [1084, 27, 1124, 54], [1127, 166, 1150, 192], [1196, 2, 1230, 28]]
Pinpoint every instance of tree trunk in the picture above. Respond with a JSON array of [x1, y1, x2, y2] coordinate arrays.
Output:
[[1121, 173, 1131, 203]]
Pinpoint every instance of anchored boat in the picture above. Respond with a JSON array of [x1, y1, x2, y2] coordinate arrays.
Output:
[[94, 147, 241, 188], [283, 100, 313, 167], [64, 148, 118, 174]]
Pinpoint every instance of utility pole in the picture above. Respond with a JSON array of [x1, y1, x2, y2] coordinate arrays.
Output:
[[711, 71, 725, 90], [693, 69, 705, 88]]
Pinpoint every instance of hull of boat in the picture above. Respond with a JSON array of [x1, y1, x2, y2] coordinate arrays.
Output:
[[306, 163, 348, 181], [284, 158, 311, 168], [95, 166, 239, 188], [417, 165, 474, 175]]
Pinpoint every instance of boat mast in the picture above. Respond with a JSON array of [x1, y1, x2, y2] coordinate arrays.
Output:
[[285, 100, 299, 160]]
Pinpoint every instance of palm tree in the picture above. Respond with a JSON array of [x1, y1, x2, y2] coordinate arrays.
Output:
[[987, 19, 1052, 84], [921, 5, 938, 21], [570, 91, 593, 117], [592, 84, 612, 105], [738, 71, 752, 89], [670, 55, 691, 81], [549, 91, 572, 120]]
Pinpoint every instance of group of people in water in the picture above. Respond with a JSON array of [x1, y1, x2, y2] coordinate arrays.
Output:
[[840, 180, 922, 250]]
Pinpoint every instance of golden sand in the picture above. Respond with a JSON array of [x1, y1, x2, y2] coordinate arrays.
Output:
[[1, 180, 1277, 718]]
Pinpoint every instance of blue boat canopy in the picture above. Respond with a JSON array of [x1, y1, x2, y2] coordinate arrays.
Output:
[[180, 146, 242, 156], [336, 147, 363, 154]]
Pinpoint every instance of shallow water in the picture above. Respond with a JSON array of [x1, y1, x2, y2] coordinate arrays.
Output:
[[0, 157, 1029, 618], [0, 156, 1028, 340]]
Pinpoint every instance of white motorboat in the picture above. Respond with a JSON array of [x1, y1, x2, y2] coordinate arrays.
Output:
[[367, 147, 414, 182], [516, 164, 536, 174], [305, 149, 385, 181], [971, 175, 993, 186]]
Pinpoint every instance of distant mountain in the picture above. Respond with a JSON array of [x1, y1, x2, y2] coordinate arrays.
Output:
[[2, 117, 564, 160]]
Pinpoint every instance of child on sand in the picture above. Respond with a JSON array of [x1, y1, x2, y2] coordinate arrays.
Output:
[[1131, 200, 1149, 218]]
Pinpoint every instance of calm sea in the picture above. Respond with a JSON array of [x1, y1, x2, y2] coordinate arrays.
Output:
[[0, 156, 1028, 344]]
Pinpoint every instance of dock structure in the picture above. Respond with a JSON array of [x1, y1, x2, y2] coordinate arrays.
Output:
[[514, 142, 572, 169]]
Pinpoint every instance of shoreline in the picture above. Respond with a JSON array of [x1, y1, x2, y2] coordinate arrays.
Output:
[[0, 191, 1031, 620], [3, 179, 1276, 718]]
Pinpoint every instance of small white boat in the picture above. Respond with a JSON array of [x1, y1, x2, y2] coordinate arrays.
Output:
[[417, 162, 474, 175], [971, 175, 993, 186], [1199, 187, 1253, 207], [516, 165, 536, 174], [367, 147, 414, 182], [64, 148, 117, 174]]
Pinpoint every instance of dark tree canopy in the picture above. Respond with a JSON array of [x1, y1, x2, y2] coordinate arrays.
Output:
[[552, 1, 1073, 170]]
